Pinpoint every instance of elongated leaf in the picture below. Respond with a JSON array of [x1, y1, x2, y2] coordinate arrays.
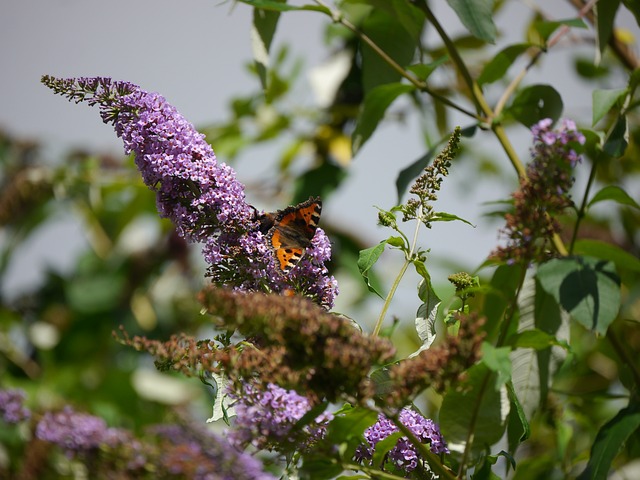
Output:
[[588, 184, 640, 210], [411, 279, 441, 357], [432, 211, 475, 226], [251, 5, 281, 89], [478, 44, 531, 85], [446, 0, 497, 43], [596, 0, 622, 60], [357, 241, 387, 298], [603, 115, 628, 157], [592, 88, 627, 125], [506, 381, 530, 453], [508, 84, 563, 127], [573, 239, 640, 274], [407, 55, 449, 81], [206, 373, 235, 423], [440, 364, 509, 453], [577, 402, 640, 480], [352, 83, 416, 155], [396, 146, 439, 203], [238, 0, 330, 13], [534, 18, 588, 41], [622, 0, 640, 27], [536, 257, 621, 335]]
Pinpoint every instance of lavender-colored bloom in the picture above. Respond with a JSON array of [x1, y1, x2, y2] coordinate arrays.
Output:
[[355, 408, 448, 474], [36, 406, 108, 454], [0, 389, 31, 424], [41, 75, 337, 308], [150, 422, 275, 480], [229, 382, 333, 452]]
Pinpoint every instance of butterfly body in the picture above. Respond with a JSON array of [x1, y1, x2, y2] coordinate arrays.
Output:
[[258, 197, 322, 274]]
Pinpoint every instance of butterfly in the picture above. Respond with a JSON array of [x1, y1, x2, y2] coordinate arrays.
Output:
[[258, 197, 322, 274]]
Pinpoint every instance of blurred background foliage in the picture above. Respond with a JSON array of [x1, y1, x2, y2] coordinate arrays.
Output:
[[1, 0, 640, 477]]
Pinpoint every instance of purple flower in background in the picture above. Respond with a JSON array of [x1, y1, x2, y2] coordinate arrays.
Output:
[[493, 118, 585, 264], [355, 408, 448, 474], [229, 382, 333, 452], [150, 423, 275, 480], [0, 389, 31, 424], [41, 75, 337, 308], [36, 406, 108, 454]]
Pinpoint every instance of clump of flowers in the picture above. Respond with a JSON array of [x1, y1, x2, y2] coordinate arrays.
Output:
[[41, 75, 337, 308], [493, 118, 585, 264], [355, 408, 449, 475], [229, 382, 333, 452], [36, 406, 110, 455], [401, 126, 460, 227], [0, 389, 31, 424]]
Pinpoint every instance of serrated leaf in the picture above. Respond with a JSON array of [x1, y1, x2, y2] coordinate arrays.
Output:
[[478, 43, 531, 85], [440, 363, 510, 453], [446, 0, 497, 44], [508, 84, 563, 127], [592, 88, 627, 125], [588, 184, 640, 210], [577, 402, 640, 480], [536, 257, 621, 335], [352, 83, 416, 155], [603, 115, 628, 157], [357, 242, 387, 298]]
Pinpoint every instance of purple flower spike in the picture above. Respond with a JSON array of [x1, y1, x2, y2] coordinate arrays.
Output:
[[355, 408, 448, 474], [42, 75, 337, 308], [0, 389, 31, 424], [36, 406, 108, 454], [229, 382, 333, 452]]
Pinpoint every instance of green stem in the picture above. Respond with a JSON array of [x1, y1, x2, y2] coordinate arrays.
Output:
[[372, 207, 423, 337]]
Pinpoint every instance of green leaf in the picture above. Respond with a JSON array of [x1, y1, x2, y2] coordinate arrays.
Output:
[[536, 257, 621, 335], [66, 273, 126, 314], [445, 0, 497, 44], [352, 83, 416, 155], [508, 84, 563, 127], [588, 185, 640, 210], [412, 278, 441, 356], [251, 5, 281, 90], [440, 363, 509, 452], [478, 44, 531, 85], [592, 88, 627, 125], [577, 401, 640, 480], [372, 431, 403, 466], [603, 115, 628, 157], [534, 18, 588, 41], [237, 0, 330, 13], [596, 0, 622, 59], [357, 241, 387, 298], [573, 239, 640, 274], [325, 406, 378, 444], [622, 0, 640, 27], [395, 145, 440, 203], [481, 342, 512, 387], [407, 55, 449, 81], [509, 329, 566, 350], [506, 381, 531, 450], [432, 211, 475, 227]]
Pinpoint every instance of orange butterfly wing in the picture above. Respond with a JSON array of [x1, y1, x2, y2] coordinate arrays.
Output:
[[266, 197, 322, 273]]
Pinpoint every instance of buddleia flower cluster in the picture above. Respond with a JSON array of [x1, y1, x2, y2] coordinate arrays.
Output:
[[355, 408, 449, 475], [493, 118, 585, 264], [229, 382, 333, 452], [0, 389, 274, 479], [41, 75, 337, 308]]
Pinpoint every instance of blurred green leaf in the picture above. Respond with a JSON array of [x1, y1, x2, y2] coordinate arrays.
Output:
[[534, 18, 587, 41], [352, 83, 415, 155], [446, 0, 497, 44], [577, 401, 640, 480], [481, 342, 512, 387], [536, 257, 620, 335], [603, 115, 628, 157], [478, 44, 531, 85], [588, 185, 640, 210], [251, 4, 282, 89], [407, 55, 449, 81], [597, 0, 622, 58], [592, 88, 626, 125], [573, 239, 640, 274], [622, 0, 640, 27], [508, 84, 563, 127]]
